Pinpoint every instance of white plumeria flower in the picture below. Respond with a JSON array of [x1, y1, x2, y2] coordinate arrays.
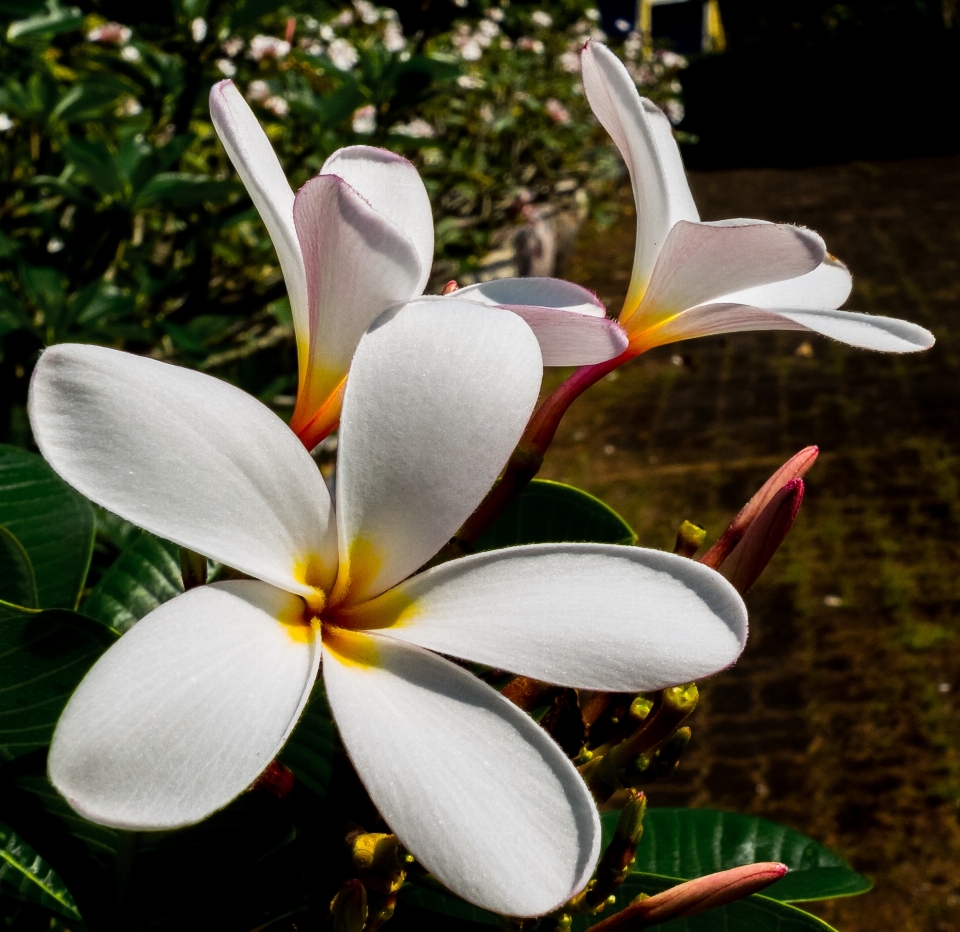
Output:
[[581, 41, 935, 357], [31, 303, 747, 917], [209, 81, 627, 449]]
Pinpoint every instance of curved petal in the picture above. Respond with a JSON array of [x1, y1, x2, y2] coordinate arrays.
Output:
[[322, 630, 599, 916], [322, 146, 434, 295], [647, 302, 935, 353], [290, 174, 423, 446], [454, 278, 606, 317], [210, 81, 308, 365], [341, 543, 747, 691], [30, 345, 338, 597], [333, 300, 542, 605], [581, 42, 696, 313], [49, 581, 320, 830], [715, 253, 853, 310], [627, 220, 825, 337], [641, 98, 699, 228]]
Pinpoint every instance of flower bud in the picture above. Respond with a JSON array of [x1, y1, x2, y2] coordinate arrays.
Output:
[[330, 879, 367, 932], [701, 446, 817, 569], [442, 280, 460, 295], [717, 479, 804, 594], [250, 759, 295, 799], [673, 520, 706, 557], [589, 862, 788, 931]]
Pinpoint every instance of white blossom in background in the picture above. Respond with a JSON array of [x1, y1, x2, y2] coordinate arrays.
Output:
[[216, 58, 237, 77], [657, 49, 687, 68], [559, 48, 581, 72], [249, 35, 291, 60], [334, 9, 355, 26], [393, 119, 435, 138], [460, 38, 482, 59], [518, 37, 545, 53], [319, 24, 335, 40], [531, 10, 553, 27], [120, 46, 141, 62], [351, 103, 376, 134], [486, 7, 504, 21], [222, 36, 244, 56], [30, 309, 747, 915], [457, 73, 485, 89], [246, 80, 271, 102], [355, 0, 380, 23], [329, 38, 359, 70], [579, 41, 935, 357], [46, 238, 64, 253], [209, 81, 628, 446], [383, 20, 405, 51], [87, 22, 131, 43], [662, 99, 684, 124], [190, 17, 207, 42], [453, 0, 468, 8], [586, 8, 600, 20], [302, 40, 323, 56], [0, 113, 14, 132], [116, 96, 143, 117], [479, 103, 495, 122], [476, 18, 499, 44], [499, 35, 513, 49], [265, 96, 290, 117], [545, 98, 570, 124]]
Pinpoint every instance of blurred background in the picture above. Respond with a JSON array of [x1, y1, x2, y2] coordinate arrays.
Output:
[[2, 1, 960, 930]]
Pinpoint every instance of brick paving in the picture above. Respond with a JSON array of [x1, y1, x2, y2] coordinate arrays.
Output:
[[548, 155, 960, 932]]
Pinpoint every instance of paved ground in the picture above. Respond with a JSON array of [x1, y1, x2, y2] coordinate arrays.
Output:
[[547, 155, 960, 932]]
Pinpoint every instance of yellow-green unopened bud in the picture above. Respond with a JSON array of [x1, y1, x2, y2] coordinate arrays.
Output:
[[331, 880, 367, 932], [674, 521, 706, 558], [351, 833, 399, 872], [663, 683, 698, 714], [614, 789, 647, 844], [629, 696, 653, 721]]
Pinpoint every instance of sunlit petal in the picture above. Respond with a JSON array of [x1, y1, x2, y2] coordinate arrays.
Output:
[[30, 344, 338, 596], [50, 581, 319, 830], [333, 300, 542, 605], [322, 146, 434, 295], [322, 631, 599, 916], [342, 543, 747, 691], [210, 81, 308, 364], [290, 174, 423, 444], [715, 253, 853, 310]]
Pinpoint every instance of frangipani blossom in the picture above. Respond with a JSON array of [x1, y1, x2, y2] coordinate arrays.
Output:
[[210, 81, 627, 451], [30, 303, 747, 917], [580, 41, 935, 357]]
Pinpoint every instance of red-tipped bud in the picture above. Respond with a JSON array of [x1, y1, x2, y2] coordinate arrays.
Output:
[[441, 280, 460, 295], [701, 446, 817, 569], [718, 479, 804, 594], [590, 862, 787, 931], [251, 760, 296, 799]]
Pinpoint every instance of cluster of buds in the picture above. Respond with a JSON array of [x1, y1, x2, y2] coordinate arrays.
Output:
[[330, 830, 411, 932]]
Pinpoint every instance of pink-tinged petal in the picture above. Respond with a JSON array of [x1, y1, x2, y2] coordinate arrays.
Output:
[[30, 344, 337, 597], [717, 479, 804, 594], [645, 302, 935, 353], [322, 146, 434, 295], [626, 220, 825, 336], [322, 630, 599, 916], [642, 97, 699, 228], [209, 81, 308, 361], [701, 447, 818, 569], [290, 174, 423, 448], [333, 300, 542, 606], [581, 42, 674, 311], [717, 253, 853, 310], [454, 278, 606, 317], [50, 581, 319, 830], [341, 543, 747, 691]]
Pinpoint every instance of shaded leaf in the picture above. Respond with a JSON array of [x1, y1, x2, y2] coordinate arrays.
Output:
[[630, 808, 871, 903], [0, 525, 37, 608], [6, 2, 82, 41], [280, 679, 341, 800], [475, 479, 637, 551], [133, 173, 240, 209], [82, 530, 182, 634], [61, 139, 122, 198], [0, 818, 82, 921], [0, 601, 117, 760], [0, 445, 95, 610]]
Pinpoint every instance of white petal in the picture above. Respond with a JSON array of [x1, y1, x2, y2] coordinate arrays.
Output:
[[49, 581, 319, 830], [649, 303, 935, 353], [322, 146, 434, 295], [210, 81, 308, 361], [627, 220, 825, 335], [342, 543, 747, 691], [30, 344, 338, 596], [581, 42, 695, 311], [716, 253, 853, 310], [322, 631, 599, 916], [333, 300, 542, 605], [444, 280, 624, 365], [641, 98, 699, 228], [290, 174, 423, 444], [453, 278, 606, 317]]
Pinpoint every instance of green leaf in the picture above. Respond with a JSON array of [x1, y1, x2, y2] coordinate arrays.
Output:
[[0, 601, 117, 760], [474, 479, 637, 551], [133, 173, 240, 209], [61, 139, 123, 198], [279, 679, 340, 800], [82, 531, 182, 634], [630, 808, 871, 903], [0, 445, 95, 610], [572, 873, 840, 932], [6, 2, 82, 41], [0, 819, 81, 921], [0, 526, 37, 608], [397, 878, 499, 926]]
